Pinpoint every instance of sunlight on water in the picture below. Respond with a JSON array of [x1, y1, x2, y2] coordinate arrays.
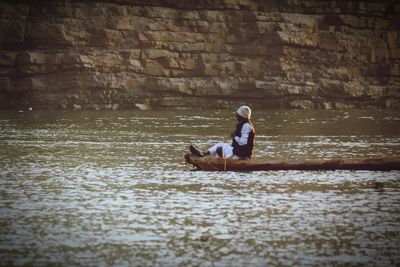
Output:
[[0, 109, 399, 266]]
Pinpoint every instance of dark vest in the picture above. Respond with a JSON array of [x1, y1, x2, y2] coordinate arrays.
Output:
[[232, 119, 255, 159]]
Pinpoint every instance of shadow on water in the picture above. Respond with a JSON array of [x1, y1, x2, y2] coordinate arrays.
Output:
[[0, 109, 399, 266]]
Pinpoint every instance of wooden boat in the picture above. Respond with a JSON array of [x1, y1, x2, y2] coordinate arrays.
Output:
[[184, 154, 400, 172]]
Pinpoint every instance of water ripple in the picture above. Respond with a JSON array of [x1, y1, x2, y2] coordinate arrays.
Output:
[[0, 109, 399, 266]]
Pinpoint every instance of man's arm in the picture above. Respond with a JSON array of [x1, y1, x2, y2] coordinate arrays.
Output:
[[234, 123, 252, 145]]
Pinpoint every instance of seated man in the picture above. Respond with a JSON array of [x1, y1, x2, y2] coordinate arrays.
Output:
[[190, 105, 255, 159]]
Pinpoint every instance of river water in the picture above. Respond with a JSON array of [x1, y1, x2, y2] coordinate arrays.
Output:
[[0, 109, 399, 267]]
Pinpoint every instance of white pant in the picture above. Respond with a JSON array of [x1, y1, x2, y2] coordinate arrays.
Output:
[[208, 143, 239, 159]]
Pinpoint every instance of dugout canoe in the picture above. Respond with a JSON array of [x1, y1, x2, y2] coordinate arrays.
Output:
[[184, 154, 400, 171]]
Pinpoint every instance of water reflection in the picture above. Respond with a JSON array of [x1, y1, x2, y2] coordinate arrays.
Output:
[[0, 109, 399, 266]]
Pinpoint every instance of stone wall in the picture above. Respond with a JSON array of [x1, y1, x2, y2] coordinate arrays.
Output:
[[0, 0, 399, 110]]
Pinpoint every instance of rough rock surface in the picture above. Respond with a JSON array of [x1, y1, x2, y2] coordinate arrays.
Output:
[[0, 0, 399, 110]]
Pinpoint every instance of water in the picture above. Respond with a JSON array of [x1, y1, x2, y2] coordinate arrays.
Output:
[[0, 109, 399, 267]]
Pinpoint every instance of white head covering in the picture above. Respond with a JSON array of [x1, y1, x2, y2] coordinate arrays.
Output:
[[236, 105, 251, 119]]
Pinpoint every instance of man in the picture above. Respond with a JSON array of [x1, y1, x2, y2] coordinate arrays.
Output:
[[190, 105, 255, 159]]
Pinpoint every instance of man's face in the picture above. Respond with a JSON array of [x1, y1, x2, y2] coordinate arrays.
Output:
[[236, 113, 242, 121]]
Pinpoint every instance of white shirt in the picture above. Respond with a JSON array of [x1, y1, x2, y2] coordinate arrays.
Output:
[[234, 122, 252, 146]]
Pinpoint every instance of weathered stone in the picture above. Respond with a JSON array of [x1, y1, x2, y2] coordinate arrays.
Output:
[[277, 31, 319, 47], [84, 103, 100, 110], [0, 77, 10, 91], [144, 60, 169, 76], [145, 77, 194, 95], [386, 88, 400, 98], [119, 49, 141, 60], [0, 66, 15, 76], [62, 54, 93, 69], [387, 31, 400, 59], [112, 103, 119, 110], [0, 3, 29, 19], [157, 96, 187, 107], [321, 101, 335, 110], [0, 19, 26, 47], [344, 82, 366, 98], [366, 86, 386, 99], [177, 58, 198, 70], [73, 104, 82, 110], [318, 32, 346, 51], [87, 28, 122, 48], [27, 23, 71, 47], [0, 52, 15, 67], [0, 0, 399, 110], [16, 52, 48, 65], [113, 16, 135, 31], [335, 102, 356, 109], [16, 77, 45, 91], [385, 99, 400, 109], [290, 99, 315, 109]]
